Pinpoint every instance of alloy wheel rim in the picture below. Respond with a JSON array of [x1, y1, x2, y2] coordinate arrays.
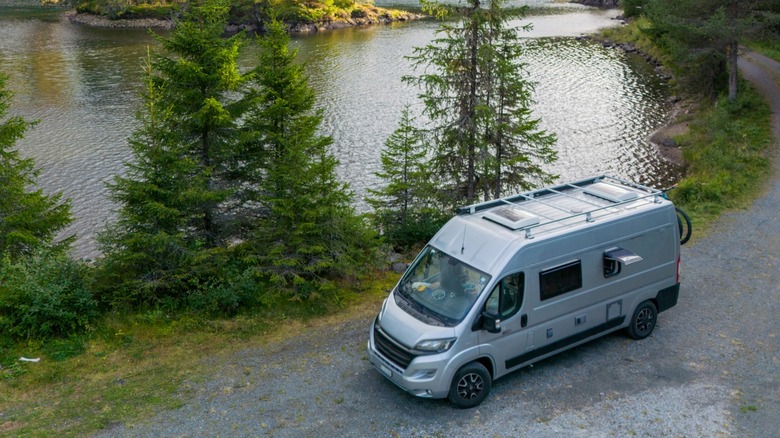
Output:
[[636, 308, 654, 333], [457, 373, 484, 399]]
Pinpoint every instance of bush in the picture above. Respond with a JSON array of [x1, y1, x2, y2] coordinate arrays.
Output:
[[374, 208, 448, 250], [186, 268, 265, 316], [0, 251, 97, 340], [622, 0, 648, 18]]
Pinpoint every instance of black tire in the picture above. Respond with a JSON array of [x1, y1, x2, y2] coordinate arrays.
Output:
[[448, 362, 492, 408], [675, 207, 692, 245], [627, 300, 658, 340]]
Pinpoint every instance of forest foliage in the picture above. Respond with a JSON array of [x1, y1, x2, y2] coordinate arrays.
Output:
[[622, 0, 779, 99]]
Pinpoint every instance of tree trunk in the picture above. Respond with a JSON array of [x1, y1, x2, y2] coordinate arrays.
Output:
[[728, 40, 738, 101], [465, 0, 480, 203]]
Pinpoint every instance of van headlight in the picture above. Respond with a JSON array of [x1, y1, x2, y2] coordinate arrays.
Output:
[[415, 338, 456, 353]]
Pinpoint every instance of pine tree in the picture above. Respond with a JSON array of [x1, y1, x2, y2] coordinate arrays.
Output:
[[246, 17, 376, 298], [367, 105, 444, 247], [479, 0, 557, 199], [404, 0, 557, 205], [0, 73, 72, 261]]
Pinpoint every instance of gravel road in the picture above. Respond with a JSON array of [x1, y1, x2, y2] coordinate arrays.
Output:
[[97, 52, 780, 438]]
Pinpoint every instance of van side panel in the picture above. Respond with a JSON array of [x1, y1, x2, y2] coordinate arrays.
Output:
[[495, 206, 678, 376]]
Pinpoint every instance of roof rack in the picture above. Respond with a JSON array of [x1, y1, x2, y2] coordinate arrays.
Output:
[[456, 175, 665, 239]]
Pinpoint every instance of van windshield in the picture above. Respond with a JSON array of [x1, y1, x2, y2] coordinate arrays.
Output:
[[397, 246, 490, 325]]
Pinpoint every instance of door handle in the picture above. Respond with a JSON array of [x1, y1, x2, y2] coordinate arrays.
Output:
[[521, 314, 528, 328]]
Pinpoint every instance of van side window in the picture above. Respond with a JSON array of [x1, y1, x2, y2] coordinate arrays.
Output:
[[539, 260, 582, 301], [486, 273, 524, 318]]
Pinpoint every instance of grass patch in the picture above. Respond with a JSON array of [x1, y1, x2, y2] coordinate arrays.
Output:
[[745, 39, 780, 63], [740, 404, 760, 413], [669, 84, 774, 236], [0, 269, 398, 436]]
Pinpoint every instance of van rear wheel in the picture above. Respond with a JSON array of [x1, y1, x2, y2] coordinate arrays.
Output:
[[627, 300, 657, 340], [448, 362, 491, 408]]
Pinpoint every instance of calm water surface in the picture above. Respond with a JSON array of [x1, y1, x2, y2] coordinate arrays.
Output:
[[0, 3, 682, 258]]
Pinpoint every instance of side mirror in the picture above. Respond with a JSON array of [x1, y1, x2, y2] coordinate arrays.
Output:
[[482, 311, 501, 333]]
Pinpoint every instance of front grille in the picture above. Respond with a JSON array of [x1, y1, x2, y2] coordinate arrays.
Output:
[[374, 325, 416, 369]]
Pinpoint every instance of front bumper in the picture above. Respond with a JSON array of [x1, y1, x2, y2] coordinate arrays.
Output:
[[367, 320, 452, 399]]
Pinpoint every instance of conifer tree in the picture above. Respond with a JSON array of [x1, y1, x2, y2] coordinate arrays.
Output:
[[0, 73, 72, 260], [98, 55, 201, 304], [246, 17, 375, 298], [98, 0, 249, 304], [151, 0, 247, 247], [479, 0, 557, 199], [367, 105, 444, 247], [405, 0, 557, 205]]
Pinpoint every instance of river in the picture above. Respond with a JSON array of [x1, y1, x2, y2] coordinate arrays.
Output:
[[0, 2, 682, 259]]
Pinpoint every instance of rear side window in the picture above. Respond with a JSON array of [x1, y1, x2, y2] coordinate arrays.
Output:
[[539, 260, 582, 301]]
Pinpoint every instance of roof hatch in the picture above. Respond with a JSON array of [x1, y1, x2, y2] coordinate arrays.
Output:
[[583, 182, 638, 203], [483, 205, 540, 230]]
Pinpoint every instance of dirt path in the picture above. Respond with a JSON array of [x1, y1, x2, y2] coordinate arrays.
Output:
[[96, 54, 780, 438]]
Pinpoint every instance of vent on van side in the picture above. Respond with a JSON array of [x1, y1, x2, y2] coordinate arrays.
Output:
[[584, 182, 638, 203], [483, 205, 540, 230]]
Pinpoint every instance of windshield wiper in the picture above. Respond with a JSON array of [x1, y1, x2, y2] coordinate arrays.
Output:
[[394, 292, 446, 326]]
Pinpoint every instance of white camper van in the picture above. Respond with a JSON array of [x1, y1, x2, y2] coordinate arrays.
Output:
[[368, 176, 684, 408]]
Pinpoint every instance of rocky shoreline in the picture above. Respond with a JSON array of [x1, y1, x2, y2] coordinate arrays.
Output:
[[64, 10, 174, 29], [64, 9, 422, 33], [572, 0, 620, 7]]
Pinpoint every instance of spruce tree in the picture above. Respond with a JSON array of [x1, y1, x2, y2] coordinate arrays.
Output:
[[150, 0, 247, 247], [98, 0, 249, 305], [0, 73, 72, 261], [367, 105, 444, 248], [246, 17, 375, 298], [479, 0, 557, 199], [98, 56, 202, 304], [405, 0, 557, 205]]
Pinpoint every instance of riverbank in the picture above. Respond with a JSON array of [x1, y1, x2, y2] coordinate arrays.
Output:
[[596, 17, 777, 240]]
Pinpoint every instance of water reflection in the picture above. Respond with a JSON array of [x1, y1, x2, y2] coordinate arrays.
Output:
[[0, 8, 681, 259]]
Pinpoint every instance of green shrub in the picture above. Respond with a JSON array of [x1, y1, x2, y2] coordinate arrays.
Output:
[[622, 0, 648, 18], [333, 0, 354, 9], [0, 251, 97, 340], [373, 208, 448, 250], [186, 268, 264, 316]]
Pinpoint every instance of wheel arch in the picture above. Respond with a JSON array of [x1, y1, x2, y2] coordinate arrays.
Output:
[[473, 355, 496, 380]]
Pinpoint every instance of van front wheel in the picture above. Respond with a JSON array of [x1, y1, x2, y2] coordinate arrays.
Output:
[[627, 300, 657, 340], [448, 362, 492, 408]]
